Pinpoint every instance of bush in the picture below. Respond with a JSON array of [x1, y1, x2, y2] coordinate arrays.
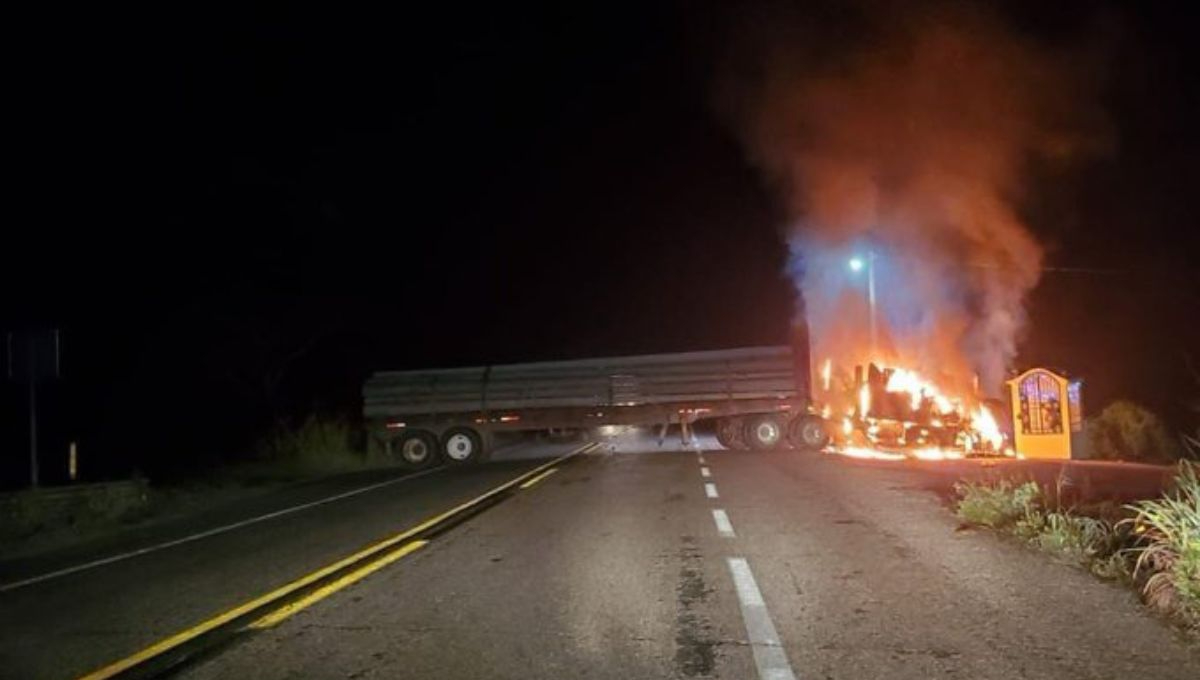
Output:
[[955, 479, 1040, 528], [1086, 400, 1179, 462], [242, 416, 370, 481], [1125, 461, 1200, 626]]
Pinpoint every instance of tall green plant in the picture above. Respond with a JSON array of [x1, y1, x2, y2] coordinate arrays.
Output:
[[1124, 461, 1200, 624]]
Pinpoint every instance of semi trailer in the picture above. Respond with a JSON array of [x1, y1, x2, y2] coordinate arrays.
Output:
[[362, 345, 831, 468]]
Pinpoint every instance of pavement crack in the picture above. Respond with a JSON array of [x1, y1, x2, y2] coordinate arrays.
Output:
[[673, 536, 717, 677]]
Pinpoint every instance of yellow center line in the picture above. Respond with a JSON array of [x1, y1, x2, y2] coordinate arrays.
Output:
[[249, 540, 428, 629], [76, 441, 598, 680], [518, 467, 558, 489]]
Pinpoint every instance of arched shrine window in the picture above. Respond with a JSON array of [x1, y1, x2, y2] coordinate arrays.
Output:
[[1018, 371, 1063, 435]]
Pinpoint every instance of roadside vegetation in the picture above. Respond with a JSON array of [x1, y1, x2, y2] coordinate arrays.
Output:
[[1, 415, 383, 558], [1084, 400, 1183, 462], [234, 415, 381, 483], [955, 461, 1200, 631]]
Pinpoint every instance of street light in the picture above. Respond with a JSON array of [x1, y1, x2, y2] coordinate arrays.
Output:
[[849, 252, 877, 356]]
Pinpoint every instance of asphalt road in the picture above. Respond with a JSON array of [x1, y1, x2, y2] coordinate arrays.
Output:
[[1, 432, 1196, 679]]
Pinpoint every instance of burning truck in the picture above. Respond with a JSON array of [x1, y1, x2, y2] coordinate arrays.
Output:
[[362, 339, 1020, 467], [815, 360, 1010, 461]]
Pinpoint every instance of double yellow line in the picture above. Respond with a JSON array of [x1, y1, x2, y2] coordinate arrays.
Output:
[[78, 442, 597, 680]]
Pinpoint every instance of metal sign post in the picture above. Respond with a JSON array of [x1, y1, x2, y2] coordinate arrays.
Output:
[[29, 374, 38, 486], [6, 330, 60, 488]]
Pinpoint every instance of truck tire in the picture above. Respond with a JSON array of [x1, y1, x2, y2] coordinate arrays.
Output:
[[394, 429, 439, 469], [744, 414, 784, 451], [441, 426, 484, 465], [789, 414, 830, 452], [716, 417, 744, 450]]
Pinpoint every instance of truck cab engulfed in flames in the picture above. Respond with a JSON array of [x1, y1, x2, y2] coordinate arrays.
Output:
[[817, 360, 1013, 460]]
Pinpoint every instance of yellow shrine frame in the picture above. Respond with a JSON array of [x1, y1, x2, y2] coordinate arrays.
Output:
[[1005, 367, 1083, 459]]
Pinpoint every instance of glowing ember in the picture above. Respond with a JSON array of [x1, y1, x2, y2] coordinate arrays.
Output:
[[832, 446, 906, 462], [821, 358, 832, 391], [909, 447, 964, 461], [858, 383, 871, 418]]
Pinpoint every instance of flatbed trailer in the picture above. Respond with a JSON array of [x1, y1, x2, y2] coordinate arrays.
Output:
[[363, 345, 831, 467]]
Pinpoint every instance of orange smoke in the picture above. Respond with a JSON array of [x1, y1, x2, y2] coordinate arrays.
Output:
[[717, 2, 1109, 392]]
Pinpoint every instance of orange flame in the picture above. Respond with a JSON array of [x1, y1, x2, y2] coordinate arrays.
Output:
[[885, 367, 956, 414], [972, 404, 1004, 451], [823, 360, 1009, 462]]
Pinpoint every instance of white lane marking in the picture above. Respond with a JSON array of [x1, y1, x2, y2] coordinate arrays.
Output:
[[0, 441, 599, 593], [712, 509, 736, 538], [700, 466, 712, 478], [0, 466, 445, 592], [704, 482, 719, 499], [727, 557, 797, 680]]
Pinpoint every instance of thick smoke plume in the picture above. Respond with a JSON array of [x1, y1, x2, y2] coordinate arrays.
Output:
[[718, 3, 1107, 393]]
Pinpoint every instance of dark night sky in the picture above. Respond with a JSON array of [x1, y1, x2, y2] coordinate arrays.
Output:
[[3, 2, 1198, 484]]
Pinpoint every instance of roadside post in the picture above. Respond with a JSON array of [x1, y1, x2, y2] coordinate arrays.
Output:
[[6, 329, 61, 487]]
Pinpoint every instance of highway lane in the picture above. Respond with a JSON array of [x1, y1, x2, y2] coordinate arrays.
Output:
[[179, 436, 753, 680], [176, 433, 1198, 680], [3, 432, 1198, 679], [0, 440, 586, 680], [711, 449, 1197, 679]]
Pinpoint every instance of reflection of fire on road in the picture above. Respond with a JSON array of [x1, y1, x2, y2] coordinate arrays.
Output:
[[818, 359, 1014, 461]]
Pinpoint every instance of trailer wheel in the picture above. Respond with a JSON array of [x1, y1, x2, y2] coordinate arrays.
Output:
[[716, 417, 744, 450], [393, 429, 439, 469], [441, 426, 484, 465], [789, 414, 830, 452], [744, 414, 784, 451]]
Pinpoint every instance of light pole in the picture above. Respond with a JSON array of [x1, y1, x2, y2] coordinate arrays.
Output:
[[849, 252, 877, 357]]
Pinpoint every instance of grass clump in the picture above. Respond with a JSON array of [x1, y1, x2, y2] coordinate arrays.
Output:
[[1028, 513, 1111, 563], [954, 479, 1040, 529]]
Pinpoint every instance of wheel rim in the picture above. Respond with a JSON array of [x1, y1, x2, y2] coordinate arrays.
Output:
[[402, 438, 429, 463], [445, 433, 474, 461], [755, 421, 780, 444], [803, 422, 824, 445]]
